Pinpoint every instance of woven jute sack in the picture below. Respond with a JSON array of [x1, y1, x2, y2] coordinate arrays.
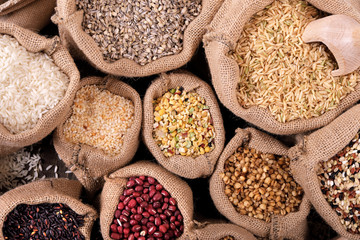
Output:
[[288, 104, 360, 240], [0, 178, 98, 240], [210, 128, 311, 240], [53, 76, 142, 193], [203, 0, 360, 135], [52, 0, 224, 77], [0, 22, 80, 156], [0, 0, 56, 32], [193, 223, 258, 240], [142, 71, 225, 179]]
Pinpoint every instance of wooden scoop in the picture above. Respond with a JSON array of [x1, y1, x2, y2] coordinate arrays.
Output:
[[302, 15, 360, 77]]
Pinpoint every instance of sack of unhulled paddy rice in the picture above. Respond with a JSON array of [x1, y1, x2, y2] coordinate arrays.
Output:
[[288, 104, 360, 240], [0, 22, 80, 156], [210, 128, 311, 240], [142, 71, 225, 179], [53, 76, 142, 193], [0, 0, 56, 32], [52, 0, 224, 77], [204, 0, 360, 135], [0, 178, 97, 240]]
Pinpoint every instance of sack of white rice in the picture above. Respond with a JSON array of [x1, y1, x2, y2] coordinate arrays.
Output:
[[204, 0, 360, 135], [0, 0, 56, 32], [0, 22, 80, 155]]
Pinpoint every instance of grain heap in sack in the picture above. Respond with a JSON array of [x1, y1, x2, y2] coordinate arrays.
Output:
[[100, 161, 258, 240], [210, 128, 311, 240], [0, 178, 97, 239], [143, 71, 225, 179], [0, 22, 80, 156], [54, 76, 142, 193], [0, 0, 56, 31], [289, 104, 360, 240], [53, 0, 224, 77], [204, 0, 360, 135]]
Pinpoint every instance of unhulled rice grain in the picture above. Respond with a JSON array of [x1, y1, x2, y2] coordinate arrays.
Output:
[[232, 0, 360, 123], [0, 34, 69, 134], [63, 85, 135, 155]]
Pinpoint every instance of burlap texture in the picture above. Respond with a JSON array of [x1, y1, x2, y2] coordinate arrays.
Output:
[[53, 76, 142, 193], [0, 0, 56, 32], [142, 71, 225, 179], [0, 178, 98, 240], [193, 223, 257, 240], [100, 161, 196, 240], [288, 104, 360, 240], [0, 22, 80, 155], [210, 128, 311, 240], [52, 0, 224, 77], [203, 0, 360, 135]]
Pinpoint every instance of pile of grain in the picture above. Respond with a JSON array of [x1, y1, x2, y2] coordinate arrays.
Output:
[[232, 0, 360, 123], [63, 85, 135, 155], [0, 34, 69, 134]]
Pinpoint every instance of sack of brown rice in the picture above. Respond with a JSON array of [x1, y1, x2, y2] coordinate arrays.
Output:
[[288, 104, 360, 240], [210, 128, 311, 240], [0, 0, 56, 32], [53, 76, 142, 193], [52, 0, 224, 77], [142, 71, 225, 179], [204, 0, 360, 135], [0, 22, 80, 156], [0, 178, 97, 240]]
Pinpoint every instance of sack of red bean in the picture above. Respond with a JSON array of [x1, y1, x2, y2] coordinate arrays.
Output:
[[0, 22, 80, 156], [203, 0, 360, 135], [288, 104, 360, 240], [52, 0, 224, 77], [210, 128, 311, 239], [142, 71, 225, 179], [0, 178, 97, 240], [0, 0, 56, 31], [53, 76, 142, 193]]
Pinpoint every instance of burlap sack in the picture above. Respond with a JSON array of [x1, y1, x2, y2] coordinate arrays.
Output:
[[210, 128, 311, 240], [203, 0, 360, 135], [0, 0, 56, 32], [52, 0, 224, 77], [0, 178, 98, 240], [288, 104, 360, 240], [193, 223, 258, 240], [0, 22, 80, 156], [142, 71, 225, 179], [53, 76, 142, 193]]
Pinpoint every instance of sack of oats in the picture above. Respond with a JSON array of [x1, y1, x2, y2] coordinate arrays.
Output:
[[0, 22, 80, 156], [210, 128, 311, 240], [142, 71, 225, 179], [288, 104, 360, 240], [52, 0, 224, 77], [0, 0, 56, 31], [0, 178, 97, 240], [204, 0, 360, 135], [53, 76, 142, 193]]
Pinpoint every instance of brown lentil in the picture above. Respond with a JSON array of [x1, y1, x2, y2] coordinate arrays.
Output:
[[76, 0, 201, 65], [232, 0, 360, 123], [63, 85, 134, 156], [317, 131, 360, 234], [221, 145, 303, 222], [152, 86, 215, 157]]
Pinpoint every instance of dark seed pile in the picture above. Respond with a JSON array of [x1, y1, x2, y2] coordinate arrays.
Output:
[[110, 176, 184, 240], [3, 203, 85, 240], [318, 131, 360, 234]]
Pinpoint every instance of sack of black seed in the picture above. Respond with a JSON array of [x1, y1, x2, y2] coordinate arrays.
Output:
[[0, 0, 56, 31], [0, 178, 97, 240], [210, 128, 311, 240], [288, 104, 360, 240], [142, 71, 225, 179], [53, 76, 142, 193], [52, 0, 224, 77]]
